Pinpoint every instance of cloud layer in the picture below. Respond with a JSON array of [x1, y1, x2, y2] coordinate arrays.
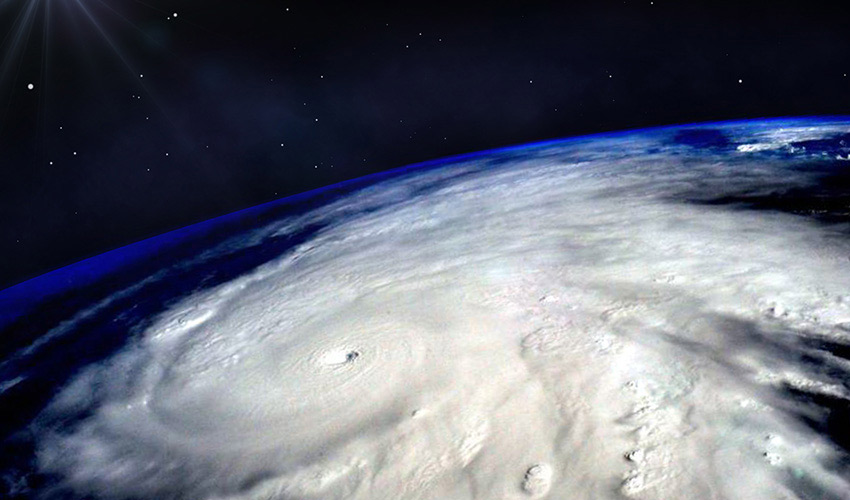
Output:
[[35, 123, 850, 499]]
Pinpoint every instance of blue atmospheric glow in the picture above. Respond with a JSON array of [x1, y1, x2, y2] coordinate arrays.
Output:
[[2, 114, 848, 326]]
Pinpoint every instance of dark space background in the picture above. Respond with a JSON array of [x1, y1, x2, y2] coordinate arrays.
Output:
[[1, 0, 848, 290]]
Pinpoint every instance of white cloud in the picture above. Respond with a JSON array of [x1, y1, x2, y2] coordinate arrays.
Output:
[[36, 127, 850, 500]]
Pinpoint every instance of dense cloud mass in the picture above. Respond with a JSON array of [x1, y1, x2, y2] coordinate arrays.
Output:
[[30, 120, 850, 499]]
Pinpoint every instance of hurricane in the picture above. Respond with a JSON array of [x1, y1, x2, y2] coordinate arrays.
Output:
[[4, 118, 850, 500]]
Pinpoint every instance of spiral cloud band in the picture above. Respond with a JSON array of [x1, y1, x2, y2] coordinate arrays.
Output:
[[35, 121, 850, 499]]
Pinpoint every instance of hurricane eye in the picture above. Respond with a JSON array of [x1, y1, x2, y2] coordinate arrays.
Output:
[[319, 348, 360, 366]]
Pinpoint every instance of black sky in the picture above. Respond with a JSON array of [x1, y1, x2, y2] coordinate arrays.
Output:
[[1, 0, 849, 290]]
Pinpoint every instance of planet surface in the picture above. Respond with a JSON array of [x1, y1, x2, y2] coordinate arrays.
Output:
[[3, 117, 850, 500]]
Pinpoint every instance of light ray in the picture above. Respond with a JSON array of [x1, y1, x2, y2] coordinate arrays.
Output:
[[71, 0, 186, 144], [38, 0, 51, 164], [0, 0, 193, 145], [0, 0, 40, 133], [92, 0, 171, 51]]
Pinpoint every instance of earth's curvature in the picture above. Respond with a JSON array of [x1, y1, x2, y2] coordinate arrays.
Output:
[[3, 117, 850, 499]]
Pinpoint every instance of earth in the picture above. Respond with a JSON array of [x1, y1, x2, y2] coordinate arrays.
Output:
[[2, 117, 850, 500]]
